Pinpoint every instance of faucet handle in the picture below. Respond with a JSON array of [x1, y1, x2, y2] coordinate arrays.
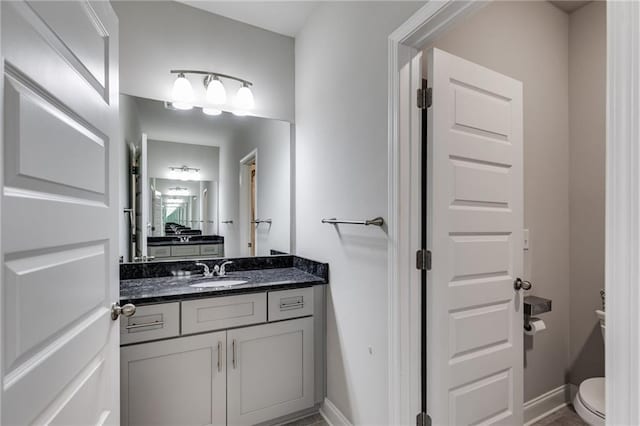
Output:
[[195, 262, 212, 277], [219, 261, 233, 276]]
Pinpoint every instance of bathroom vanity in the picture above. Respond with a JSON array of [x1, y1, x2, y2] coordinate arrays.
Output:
[[147, 235, 225, 259], [119, 256, 328, 426]]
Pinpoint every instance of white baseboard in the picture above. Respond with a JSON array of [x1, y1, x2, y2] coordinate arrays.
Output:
[[320, 398, 352, 426], [524, 384, 576, 425]]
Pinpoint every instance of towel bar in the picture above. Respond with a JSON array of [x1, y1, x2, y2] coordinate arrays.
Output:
[[321, 217, 384, 227]]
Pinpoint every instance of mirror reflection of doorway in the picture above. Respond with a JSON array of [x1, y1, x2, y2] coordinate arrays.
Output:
[[239, 150, 258, 257], [250, 162, 257, 256]]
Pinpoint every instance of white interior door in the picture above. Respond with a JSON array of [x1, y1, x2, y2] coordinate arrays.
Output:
[[426, 48, 524, 425], [1, 1, 120, 424]]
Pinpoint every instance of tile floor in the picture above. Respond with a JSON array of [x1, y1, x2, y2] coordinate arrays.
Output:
[[283, 413, 328, 426], [531, 405, 588, 426], [285, 405, 587, 426]]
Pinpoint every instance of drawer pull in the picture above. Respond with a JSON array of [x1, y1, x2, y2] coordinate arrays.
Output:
[[280, 302, 304, 310], [125, 320, 165, 330], [280, 297, 304, 311]]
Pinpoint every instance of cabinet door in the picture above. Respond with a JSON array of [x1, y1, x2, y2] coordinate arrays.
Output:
[[121, 332, 226, 426], [227, 317, 314, 425], [148, 245, 171, 258]]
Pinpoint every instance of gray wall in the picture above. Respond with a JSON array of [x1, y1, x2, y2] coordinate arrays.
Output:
[[112, 1, 295, 122], [568, 0, 606, 385], [425, 1, 572, 401], [295, 2, 424, 423], [119, 94, 142, 260]]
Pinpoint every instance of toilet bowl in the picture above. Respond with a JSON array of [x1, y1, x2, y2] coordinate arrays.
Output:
[[574, 377, 605, 425], [573, 309, 605, 425]]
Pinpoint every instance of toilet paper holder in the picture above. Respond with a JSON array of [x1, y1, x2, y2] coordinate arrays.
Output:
[[523, 295, 551, 332]]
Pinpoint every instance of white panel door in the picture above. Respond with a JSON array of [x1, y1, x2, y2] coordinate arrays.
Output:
[[426, 48, 524, 425], [120, 332, 227, 426], [227, 317, 314, 425], [1, 1, 119, 424]]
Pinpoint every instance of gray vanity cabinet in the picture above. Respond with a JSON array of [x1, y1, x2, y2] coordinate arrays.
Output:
[[227, 317, 314, 426], [120, 331, 227, 426], [120, 287, 321, 425]]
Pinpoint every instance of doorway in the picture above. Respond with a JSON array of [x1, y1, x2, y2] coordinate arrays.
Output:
[[239, 150, 258, 257], [387, 1, 632, 425]]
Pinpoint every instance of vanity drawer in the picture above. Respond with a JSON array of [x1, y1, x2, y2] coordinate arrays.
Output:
[[268, 287, 314, 321], [120, 302, 180, 345], [181, 293, 267, 334], [149, 245, 171, 258], [199, 243, 223, 256], [170, 245, 200, 257]]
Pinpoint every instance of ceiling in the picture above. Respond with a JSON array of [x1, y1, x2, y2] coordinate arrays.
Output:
[[175, 1, 320, 37], [548, 1, 591, 13]]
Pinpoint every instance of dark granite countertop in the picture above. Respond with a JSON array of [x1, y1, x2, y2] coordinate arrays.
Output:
[[120, 255, 328, 305], [147, 240, 224, 246]]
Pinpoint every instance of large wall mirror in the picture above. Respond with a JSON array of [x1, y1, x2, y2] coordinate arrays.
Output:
[[121, 94, 291, 262]]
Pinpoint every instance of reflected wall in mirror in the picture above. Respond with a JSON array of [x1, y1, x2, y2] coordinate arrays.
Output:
[[121, 94, 291, 262]]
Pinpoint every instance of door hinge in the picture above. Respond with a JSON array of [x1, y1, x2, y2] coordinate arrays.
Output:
[[131, 165, 139, 175], [417, 87, 432, 109], [417, 412, 432, 426], [416, 249, 432, 271]]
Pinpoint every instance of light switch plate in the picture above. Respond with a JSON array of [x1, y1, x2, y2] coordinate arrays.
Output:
[[523, 229, 530, 251]]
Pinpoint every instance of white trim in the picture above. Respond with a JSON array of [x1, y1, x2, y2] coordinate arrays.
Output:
[[389, 0, 640, 424], [319, 398, 352, 426], [523, 384, 576, 425], [387, 2, 487, 424], [605, 2, 640, 425], [239, 148, 258, 257]]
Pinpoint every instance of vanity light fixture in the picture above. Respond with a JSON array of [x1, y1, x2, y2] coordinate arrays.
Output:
[[168, 166, 201, 181], [170, 69, 254, 116], [205, 75, 226, 105], [234, 82, 255, 116], [202, 107, 222, 116], [167, 186, 189, 196], [171, 73, 194, 110]]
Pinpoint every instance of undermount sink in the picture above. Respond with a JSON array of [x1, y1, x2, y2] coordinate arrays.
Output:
[[190, 279, 248, 288]]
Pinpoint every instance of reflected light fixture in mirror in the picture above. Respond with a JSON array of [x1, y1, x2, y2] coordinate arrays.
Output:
[[203, 107, 222, 116], [171, 73, 194, 110], [168, 166, 201, 181], [167, 186, 189, 196]]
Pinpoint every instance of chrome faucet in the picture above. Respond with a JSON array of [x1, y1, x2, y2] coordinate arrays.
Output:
[[195, 262, 214, 278], [215, 261, 234, 277]]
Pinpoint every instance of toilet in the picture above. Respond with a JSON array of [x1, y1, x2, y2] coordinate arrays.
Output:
[[573, 310, 606, 425]]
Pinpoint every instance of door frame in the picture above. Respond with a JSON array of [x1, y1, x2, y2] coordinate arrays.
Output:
[[387, 1, 640, 425], [239, 149, 258, 257]]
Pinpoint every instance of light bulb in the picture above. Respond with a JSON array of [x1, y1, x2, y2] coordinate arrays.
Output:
[[235, 84, 255, 113], [206, 76, 226, 105], [203, 107, 222, 116], [171, 73, 194, 110]]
